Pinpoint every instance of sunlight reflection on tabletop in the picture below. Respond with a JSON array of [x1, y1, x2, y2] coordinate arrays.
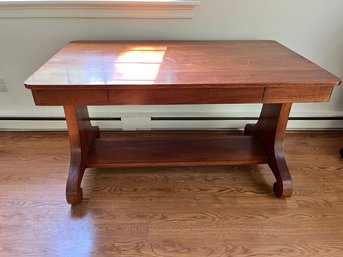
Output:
[[27, 45, 168, 86], [113, 46, 167, 84]]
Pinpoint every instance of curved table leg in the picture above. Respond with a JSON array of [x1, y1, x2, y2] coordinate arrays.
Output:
[[244, 103, 293, 198], [64, 106, 99, 205]]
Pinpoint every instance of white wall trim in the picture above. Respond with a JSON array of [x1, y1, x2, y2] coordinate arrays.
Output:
[[1, 119, 343, 131], [1, 112, 343, 131], [0, 0, 200, 18], [1, 110, 343, 131]]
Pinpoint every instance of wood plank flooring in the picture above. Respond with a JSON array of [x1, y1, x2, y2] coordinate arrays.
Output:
[[0, 131, 343, 257]]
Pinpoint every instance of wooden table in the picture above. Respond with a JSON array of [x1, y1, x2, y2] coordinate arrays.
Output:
[[25, 41, 341, 205]]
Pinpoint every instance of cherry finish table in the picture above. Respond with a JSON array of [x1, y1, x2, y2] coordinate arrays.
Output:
[[25, 41, 341, 204]]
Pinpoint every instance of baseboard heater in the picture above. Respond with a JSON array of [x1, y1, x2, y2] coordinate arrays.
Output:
[[1, 116, 343, 121], [1, 116, 343, 131]]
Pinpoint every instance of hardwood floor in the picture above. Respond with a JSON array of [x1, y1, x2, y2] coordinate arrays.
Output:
[[1, 131, 343, 257]]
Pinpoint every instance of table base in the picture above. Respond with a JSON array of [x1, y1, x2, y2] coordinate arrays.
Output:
[[64, 103, 292, 205]]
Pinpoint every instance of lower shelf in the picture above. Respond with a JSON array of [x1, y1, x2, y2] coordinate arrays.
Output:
[[86, 132, 268, 168]]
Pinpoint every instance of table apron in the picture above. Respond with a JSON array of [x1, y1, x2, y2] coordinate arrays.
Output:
[[30, 86, 334, 106]]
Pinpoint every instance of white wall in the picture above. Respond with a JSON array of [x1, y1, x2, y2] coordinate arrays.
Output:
[[0, 0, 342, 130]]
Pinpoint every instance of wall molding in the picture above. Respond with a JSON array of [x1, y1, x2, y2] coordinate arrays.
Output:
[[0, 0, 200, 18]]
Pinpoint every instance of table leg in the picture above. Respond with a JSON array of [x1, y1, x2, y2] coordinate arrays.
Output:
[[64, 106, 99, 204], [244, 103, 293, 198]]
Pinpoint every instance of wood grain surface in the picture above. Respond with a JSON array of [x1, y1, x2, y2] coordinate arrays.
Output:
[[24, 41, 340, 89], [1, 131, 343, 256]]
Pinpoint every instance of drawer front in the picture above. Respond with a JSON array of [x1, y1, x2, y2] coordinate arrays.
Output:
[[32, 89, 109, 106], [263, 86, 334, 103], [108, 88, 264, 105]]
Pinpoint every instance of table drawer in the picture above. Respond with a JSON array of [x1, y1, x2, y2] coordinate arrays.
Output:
[[263, 86, 334, 103], [108, 88, 264, 105], [31, 89, 109, 106]]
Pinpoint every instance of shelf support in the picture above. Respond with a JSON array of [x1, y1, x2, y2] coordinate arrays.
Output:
[[244, 103, 293, 197]]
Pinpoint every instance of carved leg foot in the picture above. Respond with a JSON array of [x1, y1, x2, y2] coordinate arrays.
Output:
[[269, 155, 293, 198], [273, 181, 292, 198], [66, 153, 85, 205], [67, 187, 83, 205]]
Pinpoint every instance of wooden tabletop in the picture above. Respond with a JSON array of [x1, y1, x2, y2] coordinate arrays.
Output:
[[25, 41, 341, 89]]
